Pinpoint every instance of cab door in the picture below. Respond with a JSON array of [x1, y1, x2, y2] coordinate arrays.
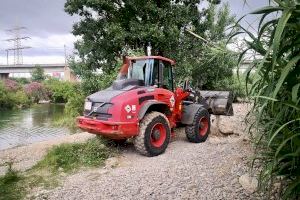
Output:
[[158, 60, 174, 91]]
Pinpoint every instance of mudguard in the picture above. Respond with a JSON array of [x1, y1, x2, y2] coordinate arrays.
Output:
[[138, 101, 169, 120], [181, 103, 206, 125]]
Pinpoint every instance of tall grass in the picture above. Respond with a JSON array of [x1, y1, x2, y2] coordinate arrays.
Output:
[[235, 0, 300, 198], [34, 138, 114, 173], [0, 163, 24, 200]]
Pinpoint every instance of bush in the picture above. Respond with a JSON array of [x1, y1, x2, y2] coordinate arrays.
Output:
[[53, 89, 85, 130], [34, 138, 114, 172], [0, 81, 32, 109], [65, 92, 85, 118], [3, 79, 19, 92], [213, 73, 247, 101], [10, 77, 30, 85], [11, 91, 32, 108], [0, 81, 13, 109], [44, 78, 77, 103], [80, 71, 118, 96], [24, 82, 49, 103]]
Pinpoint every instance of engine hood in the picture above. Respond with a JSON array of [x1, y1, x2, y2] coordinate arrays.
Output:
[[87, 85, 142, 103]]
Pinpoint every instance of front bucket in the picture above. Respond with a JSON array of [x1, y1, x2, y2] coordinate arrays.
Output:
[[200, 91, 233, 116]]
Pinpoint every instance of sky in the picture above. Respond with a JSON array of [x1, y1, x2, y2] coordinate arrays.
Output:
[[0, 0, 269, 65]]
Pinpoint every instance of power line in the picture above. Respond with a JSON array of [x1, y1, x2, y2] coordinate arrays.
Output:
[[4, 26, 31, 65]]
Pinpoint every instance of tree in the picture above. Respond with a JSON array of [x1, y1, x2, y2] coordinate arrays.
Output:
[[175, 3, 237, 89], [65, 0, 236, 90], [31, 65, 46, 82]]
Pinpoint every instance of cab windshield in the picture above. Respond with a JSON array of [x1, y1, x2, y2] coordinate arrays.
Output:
[[125, 59, 153, 86], [116, 58, 173, 90]]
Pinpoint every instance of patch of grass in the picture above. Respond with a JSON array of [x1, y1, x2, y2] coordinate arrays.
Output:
[[34, 138, 114, 173], [0, 138, 115, 199], [24, 169, 60, 189], [53, 115, 79, 133], [0, 166, 25, 200]]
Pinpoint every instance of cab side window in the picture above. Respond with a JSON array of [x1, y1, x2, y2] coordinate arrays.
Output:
[[151, 59, 159, 86], [160, 61, 173, 90]]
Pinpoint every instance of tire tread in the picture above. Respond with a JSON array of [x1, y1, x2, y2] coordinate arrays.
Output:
[[134, 111, 170, 156]]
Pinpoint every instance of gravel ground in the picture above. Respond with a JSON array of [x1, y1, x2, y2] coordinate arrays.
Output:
[[32, 103, 262, 200]]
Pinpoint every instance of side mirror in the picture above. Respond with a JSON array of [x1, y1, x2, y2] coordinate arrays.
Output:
[[183, 79, 191, 91]]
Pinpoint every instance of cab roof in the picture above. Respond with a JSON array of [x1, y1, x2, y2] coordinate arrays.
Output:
[[127, 56, 176, 65]]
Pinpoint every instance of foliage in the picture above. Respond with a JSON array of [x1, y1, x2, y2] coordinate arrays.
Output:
[[0, 164, 24, 200], [24, 82, 49, 103], [53, 87, 85, 130], [65, 0, 202, 73], [0, 81, 14, 109], [80, 71, 118, 95], [0, 81, 31, 109], [34, 138, 114, 172], [176, 42, 237, 89], [235, 0, 300, 198], [65, 0, 236, 91], [214, 73, 247, 101], [3, 79, 19, 91], [175, 3, 237, 89], [31, 65, 46, 82], [10, 77, 30, 85], [65, 92, 85, 118], [11, 91, 32, 108], [44, 78, 77, 103]]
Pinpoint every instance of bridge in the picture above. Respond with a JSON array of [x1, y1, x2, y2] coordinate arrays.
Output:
[[0, 64, 76, 81]]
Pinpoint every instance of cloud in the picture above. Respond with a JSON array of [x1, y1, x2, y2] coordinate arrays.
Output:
[[0, 0, 271, 64], [0, 0, 78, 64], [0, 32, 77, 64], [0, 0, 78, 37]]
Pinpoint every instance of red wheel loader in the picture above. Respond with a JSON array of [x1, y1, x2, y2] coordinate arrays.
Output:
[[77, 55, 233, 156]]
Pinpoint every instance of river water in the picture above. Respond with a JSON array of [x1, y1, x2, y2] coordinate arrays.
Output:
[[0, 104, 72, 150]]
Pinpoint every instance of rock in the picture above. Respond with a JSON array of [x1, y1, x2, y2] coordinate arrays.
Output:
[[219, 124, 234, 135], [105, 157, 118, 168], [239, 173, 258, 193]]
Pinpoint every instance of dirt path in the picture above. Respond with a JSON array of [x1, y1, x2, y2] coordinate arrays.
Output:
[[28, 103, 261, 200]]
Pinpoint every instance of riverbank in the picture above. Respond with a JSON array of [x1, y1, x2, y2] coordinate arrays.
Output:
[[0, 103, 261, 200], [0, 103, 252, 176], [0, 132, 95, 176], [32, 103, 260, 200]]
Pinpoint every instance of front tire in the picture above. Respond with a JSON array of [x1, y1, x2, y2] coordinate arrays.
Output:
[[185, 107, 210, 143], [134, 112, 171, 156]]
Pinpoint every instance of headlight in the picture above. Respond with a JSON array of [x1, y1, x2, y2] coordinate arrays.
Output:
[[84, 101, 92, 111]]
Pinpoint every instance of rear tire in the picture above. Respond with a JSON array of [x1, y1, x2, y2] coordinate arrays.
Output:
[[134, 112, 171, 156], [185, 107, 210, 143]]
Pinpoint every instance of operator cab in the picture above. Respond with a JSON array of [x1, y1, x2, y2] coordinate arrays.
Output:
[[116, 56, 175, 91]]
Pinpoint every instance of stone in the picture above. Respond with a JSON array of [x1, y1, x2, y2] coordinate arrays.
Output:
[[105, 157, 118, 168], [239, 173, 258, 193]]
